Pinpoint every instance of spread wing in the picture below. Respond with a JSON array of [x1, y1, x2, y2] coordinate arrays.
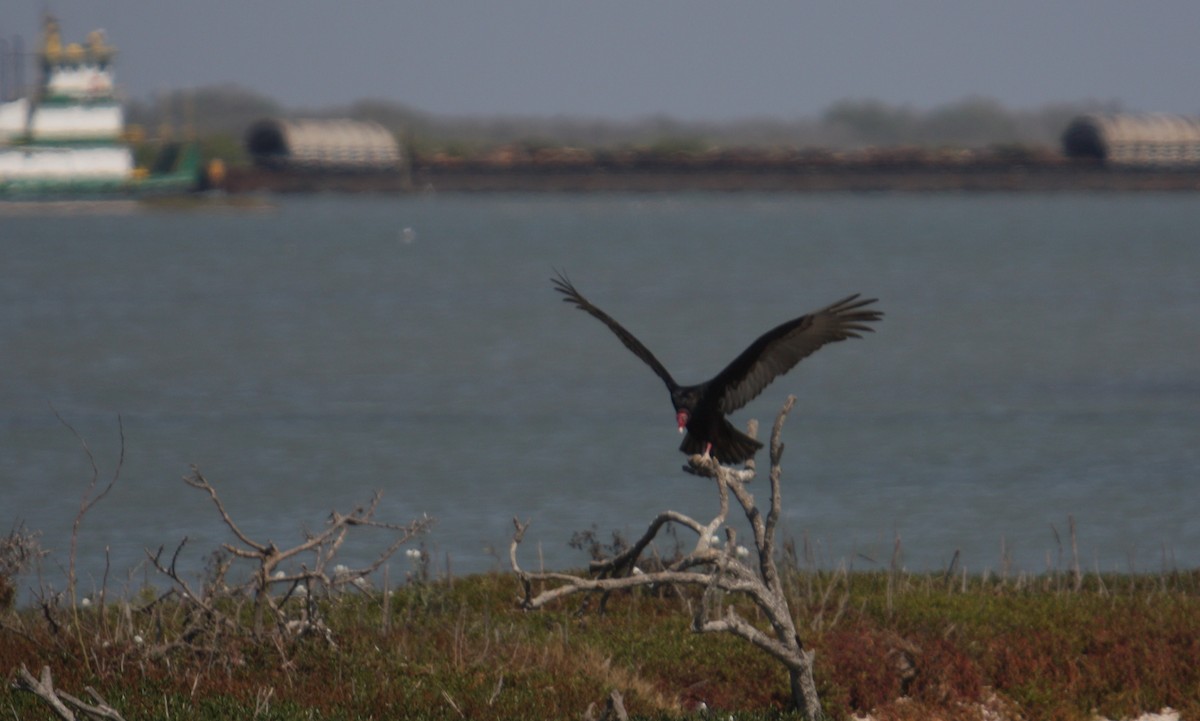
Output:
[[709, 294, 882, 414], [552, 272, 679, 391]]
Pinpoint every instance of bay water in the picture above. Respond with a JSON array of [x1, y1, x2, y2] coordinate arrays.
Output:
[[2, 192, 1197, 597]]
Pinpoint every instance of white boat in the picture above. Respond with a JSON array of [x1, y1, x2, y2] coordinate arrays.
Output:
[[0, 16, 196, 197]]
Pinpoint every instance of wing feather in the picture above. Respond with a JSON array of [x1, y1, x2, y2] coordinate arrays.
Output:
[[552, 272, 679, 391], [711, 294, 882, 414]]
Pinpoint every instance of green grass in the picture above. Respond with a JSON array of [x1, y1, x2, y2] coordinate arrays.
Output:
[[3, 570, 1199, 720]]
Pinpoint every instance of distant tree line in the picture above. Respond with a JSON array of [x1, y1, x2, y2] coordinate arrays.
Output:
[[125, 84, 1122, 166]]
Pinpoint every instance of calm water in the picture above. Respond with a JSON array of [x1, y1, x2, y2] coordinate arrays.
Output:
[[2, 193, 1198, 595]]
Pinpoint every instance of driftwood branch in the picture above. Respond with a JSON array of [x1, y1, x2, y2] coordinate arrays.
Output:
[[12, 664, 127, 721], [511, 396, 824, 719]]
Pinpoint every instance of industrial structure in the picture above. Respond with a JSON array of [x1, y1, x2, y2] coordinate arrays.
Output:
[[1062, 114, 1200, 165], [245, 118, 402, 171]]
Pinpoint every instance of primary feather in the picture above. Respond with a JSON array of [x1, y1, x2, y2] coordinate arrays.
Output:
[[552, 272, 882, 464]]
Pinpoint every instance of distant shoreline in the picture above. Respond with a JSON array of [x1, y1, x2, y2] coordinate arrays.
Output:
[[222, 159, 1200, 194]]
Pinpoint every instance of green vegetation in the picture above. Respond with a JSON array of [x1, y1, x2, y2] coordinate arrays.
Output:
[[3, 423, 1195, 719], [125, 86, 1122, 168], [4, 562, 1198, 720]]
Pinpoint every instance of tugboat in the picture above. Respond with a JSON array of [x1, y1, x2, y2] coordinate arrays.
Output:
[[0, 16, 198, 198]]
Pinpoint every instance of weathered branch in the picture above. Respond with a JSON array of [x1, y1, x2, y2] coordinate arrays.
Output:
[[51, 410, 125, 598], [14, 665, 76, 720], [48, 411, 125, 678], [13, 664, 127, 721], [151, 470, 432, 645], [146, 538, 230, 623], [764, 395, 796, 564], [696, 606, 801, 668], [184, 468, 269, 555], [588, 510, 713, 578], [56, 687, 126, 721], [511, 397, 823, 718]]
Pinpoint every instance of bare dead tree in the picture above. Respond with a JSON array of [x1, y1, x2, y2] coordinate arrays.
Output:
[[147, 467, 434, 645], [511, 396, 824, 720], [30, 411, 126, 675], [50, 409, 125, 608]]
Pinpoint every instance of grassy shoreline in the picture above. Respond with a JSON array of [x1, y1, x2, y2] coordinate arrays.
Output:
[[4, 568, 1198, 720]]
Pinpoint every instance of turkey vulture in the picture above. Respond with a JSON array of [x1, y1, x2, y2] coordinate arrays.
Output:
[[552, 272, 882, 464]]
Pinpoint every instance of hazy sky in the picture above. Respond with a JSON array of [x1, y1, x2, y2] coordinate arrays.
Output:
[[6, 1, 1200, 120]]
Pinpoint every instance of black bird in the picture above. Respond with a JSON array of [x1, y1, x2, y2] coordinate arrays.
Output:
[[552, 272, 882, 464]]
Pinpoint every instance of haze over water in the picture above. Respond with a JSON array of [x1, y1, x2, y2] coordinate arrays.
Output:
[[2, 193, 1197, 593]]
